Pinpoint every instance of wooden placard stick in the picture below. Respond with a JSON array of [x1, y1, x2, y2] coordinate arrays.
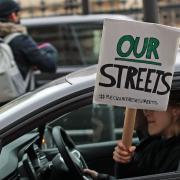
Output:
[[122, 108, 137, 148]]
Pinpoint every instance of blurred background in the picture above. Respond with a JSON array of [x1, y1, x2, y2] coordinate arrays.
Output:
[[18, 0, 180, 26], [14, 0, 180, 88]]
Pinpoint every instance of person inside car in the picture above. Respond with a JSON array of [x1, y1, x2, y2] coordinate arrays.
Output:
[[84, 91, 180, 179], [0, 0, 57, 80]]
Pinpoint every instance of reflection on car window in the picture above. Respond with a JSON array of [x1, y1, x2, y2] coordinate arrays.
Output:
[[28, 23, 102, 66], [44, 104, 132, 147]]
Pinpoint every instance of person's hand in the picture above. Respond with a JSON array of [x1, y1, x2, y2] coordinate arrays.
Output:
[[113, 140, 136, 163], [83, 168, 98, 179]]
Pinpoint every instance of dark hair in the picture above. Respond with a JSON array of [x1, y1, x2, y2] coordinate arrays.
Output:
[[0, 0, 20, 21], [169, 75, 180, 105], [169, 90, 180, 105]]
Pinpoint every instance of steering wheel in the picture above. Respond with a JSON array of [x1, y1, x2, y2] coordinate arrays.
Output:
[[52, 126, 91, 180]]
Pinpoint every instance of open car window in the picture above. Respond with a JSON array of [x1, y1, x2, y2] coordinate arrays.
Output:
[[43, 104, 139, 148]]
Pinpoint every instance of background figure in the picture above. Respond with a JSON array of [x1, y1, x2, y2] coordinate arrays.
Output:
[[37, 42, 59, 65], [0, 0, 58, 80]]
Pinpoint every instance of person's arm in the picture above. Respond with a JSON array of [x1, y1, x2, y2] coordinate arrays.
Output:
[[113, 140, 138, 178], [84, 141, 136, 180], [113, 140, 136, 164], [13, 34, 57, 73], [84, 169, 116, 180]]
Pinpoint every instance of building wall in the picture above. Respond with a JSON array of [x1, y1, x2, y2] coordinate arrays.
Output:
[[17, 0, 81, 17], [17, 0, 180, 27], [17, 0, 142, 18]]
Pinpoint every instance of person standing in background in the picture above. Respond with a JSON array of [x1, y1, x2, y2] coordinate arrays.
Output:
[[0, 0, 58, 80]]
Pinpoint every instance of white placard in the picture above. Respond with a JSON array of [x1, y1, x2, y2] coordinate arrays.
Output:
[[93, 19, 180, 111]]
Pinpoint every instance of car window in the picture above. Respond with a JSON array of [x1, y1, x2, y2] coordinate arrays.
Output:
[[43, 104, 138, 148], [28, 23, 102, 66]]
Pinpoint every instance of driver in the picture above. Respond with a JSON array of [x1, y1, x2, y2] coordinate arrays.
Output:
[[84, 90, 180, 179]]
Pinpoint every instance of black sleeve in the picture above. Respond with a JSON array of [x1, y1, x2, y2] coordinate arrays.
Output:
[[114, 137, 162, 179], [14, 34, 57, 73], [114, 162, 139, 178], [96, 173, 117, 180], [95, 161, 138, 180]]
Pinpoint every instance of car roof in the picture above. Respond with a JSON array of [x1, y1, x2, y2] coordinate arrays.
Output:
[[65, 64, 96, 85], [0, 52, 180, 127], [0, 66, 96, 132], [21, 14, 133, 27], [0, 50, 179, 135]]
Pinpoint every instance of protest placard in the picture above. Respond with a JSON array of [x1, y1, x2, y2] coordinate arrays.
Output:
[[93, 19, 180, 147], [93, 19, 180, 111]]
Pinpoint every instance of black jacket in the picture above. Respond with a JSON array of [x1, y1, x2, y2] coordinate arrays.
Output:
[[97, 135, 180, 180], [9, 34, 57, 79]]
